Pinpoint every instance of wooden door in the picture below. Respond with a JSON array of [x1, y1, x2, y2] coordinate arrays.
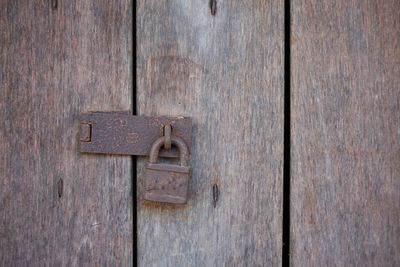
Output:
[[2, 0, 399, 266]]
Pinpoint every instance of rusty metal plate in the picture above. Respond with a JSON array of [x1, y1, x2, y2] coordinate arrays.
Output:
[[80, 112, 192, 157], [144, 163, 190, 204]]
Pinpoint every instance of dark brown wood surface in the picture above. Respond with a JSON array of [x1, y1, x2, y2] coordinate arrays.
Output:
[[291, 0, 400, 266], [0, 1, 133, 265], [137, 1, 284, 266]]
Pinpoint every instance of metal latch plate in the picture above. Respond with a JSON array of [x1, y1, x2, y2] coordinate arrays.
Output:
[[80, 112, 192, 157]]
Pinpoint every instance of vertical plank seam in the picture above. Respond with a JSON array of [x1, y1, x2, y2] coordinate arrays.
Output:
[[282, 0, 291, 265], [133, 1, 138, 266]]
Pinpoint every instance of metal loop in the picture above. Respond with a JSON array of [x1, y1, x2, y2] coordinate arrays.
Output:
[[163, 124, 171, 150], [149, 136, 189, 166]]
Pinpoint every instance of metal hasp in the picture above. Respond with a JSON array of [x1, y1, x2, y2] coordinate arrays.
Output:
[[144, 136, 190, 204], [79, 112, 192, 158]]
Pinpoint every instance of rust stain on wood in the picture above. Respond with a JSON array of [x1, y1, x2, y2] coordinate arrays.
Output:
[[212, 183, 219, 208], [57, 178, 63, 198], [210, 0, 217, 15]]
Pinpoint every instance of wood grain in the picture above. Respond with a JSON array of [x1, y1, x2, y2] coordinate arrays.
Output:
[[137, 1, 284, 266], [0, 1, 133, 265], [291, 0, 400, 266]]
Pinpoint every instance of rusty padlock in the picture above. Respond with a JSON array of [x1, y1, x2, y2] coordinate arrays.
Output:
[[144, 136, 190, 204]]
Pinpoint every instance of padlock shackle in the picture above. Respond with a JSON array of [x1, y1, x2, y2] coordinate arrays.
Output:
[[149, 136, 189, 166]]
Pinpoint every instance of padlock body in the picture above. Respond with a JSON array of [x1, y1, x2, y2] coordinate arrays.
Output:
[[144, 163, 190, 204]]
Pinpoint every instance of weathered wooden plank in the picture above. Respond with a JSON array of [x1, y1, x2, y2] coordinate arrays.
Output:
[[137, 1, 284, 266], [0, 1, 133, 265], [291, 0, 400, 266]]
